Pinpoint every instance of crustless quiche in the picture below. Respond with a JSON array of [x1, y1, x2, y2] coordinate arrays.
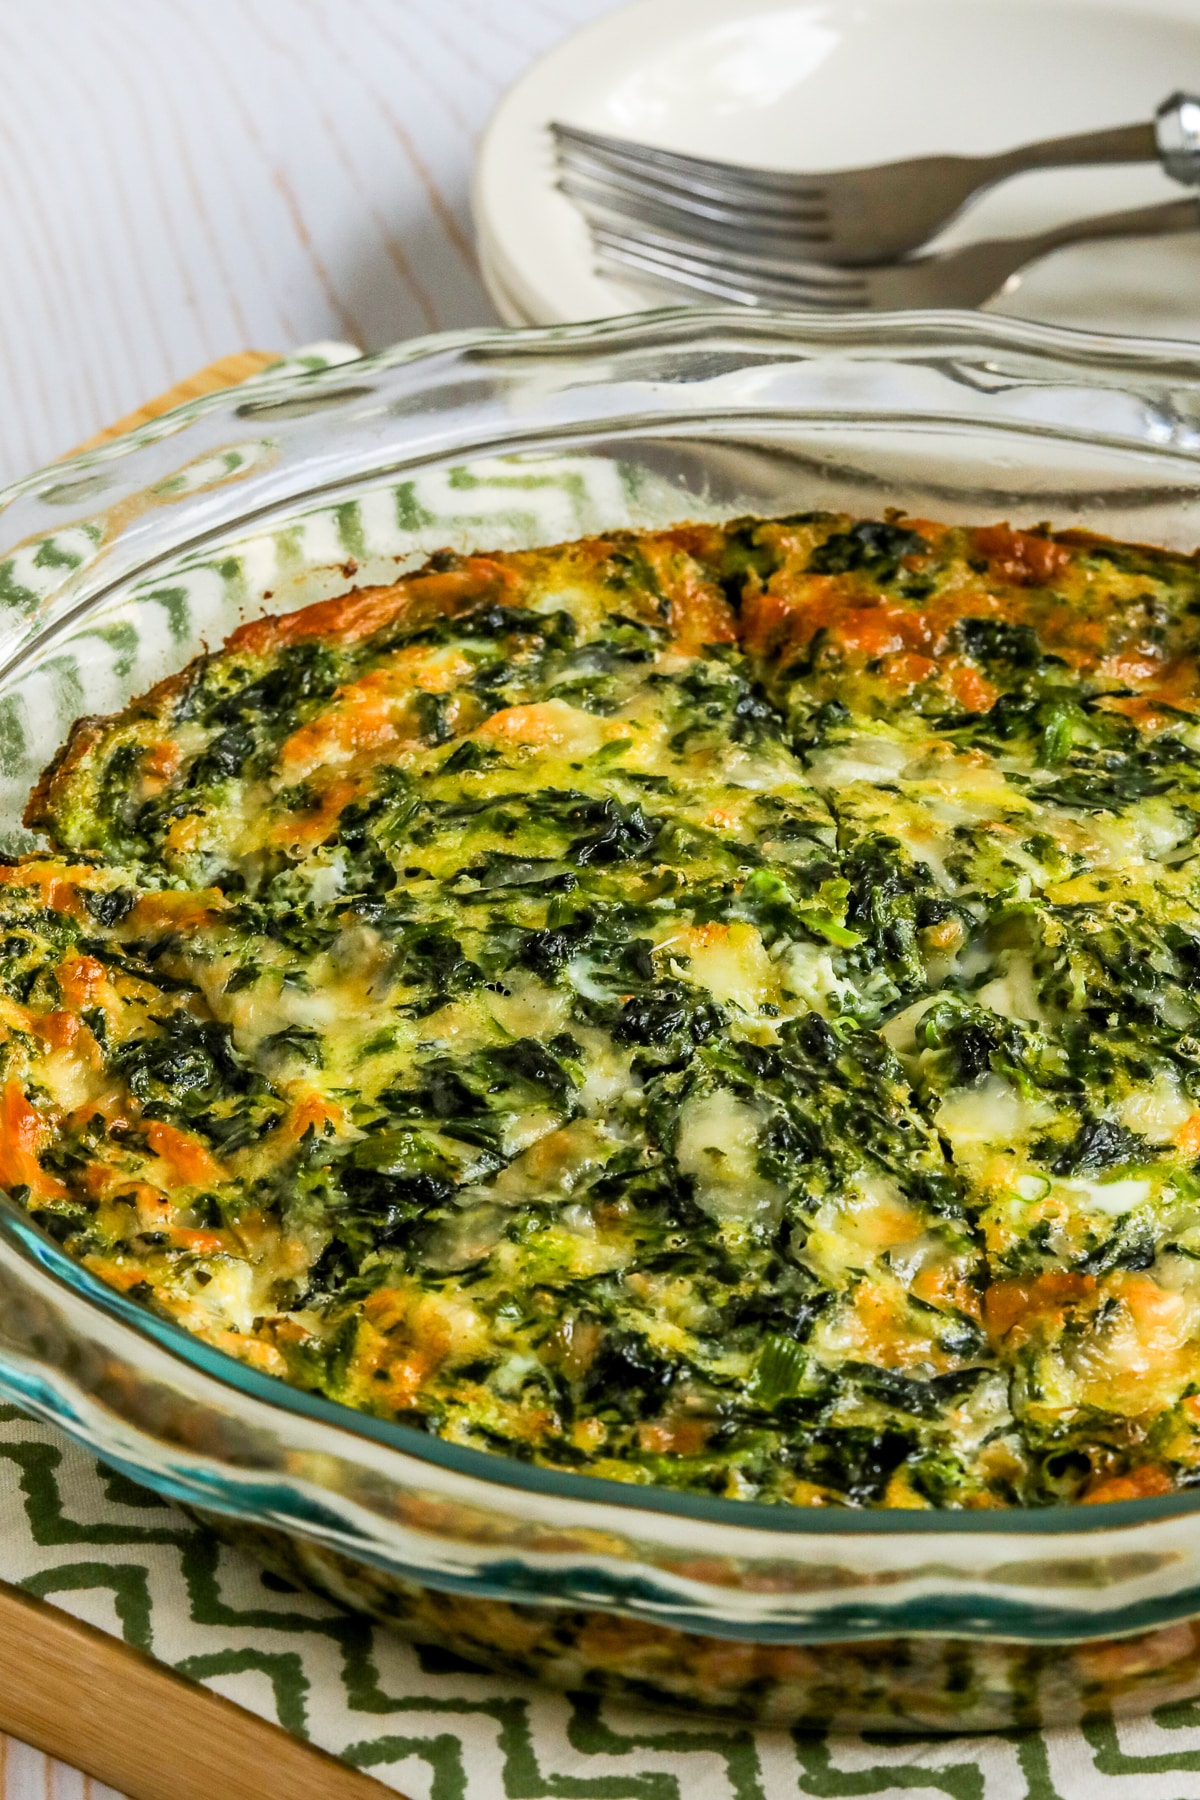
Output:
[[8, 511, 1200, 1509]]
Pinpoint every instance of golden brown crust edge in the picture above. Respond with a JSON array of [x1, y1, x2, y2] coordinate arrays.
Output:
[[21, 527, 742, 845], [21, 555, 522, 841]]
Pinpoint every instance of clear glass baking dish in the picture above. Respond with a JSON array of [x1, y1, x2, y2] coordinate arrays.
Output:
[[7, 309, 1200, 1732]]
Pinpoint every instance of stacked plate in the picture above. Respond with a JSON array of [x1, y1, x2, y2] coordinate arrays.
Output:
[[475, 0, 1200, 336]]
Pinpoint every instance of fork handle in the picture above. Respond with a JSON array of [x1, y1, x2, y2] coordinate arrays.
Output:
[[989, 94, 1200, 186], [1003, 196, 1200, 276]]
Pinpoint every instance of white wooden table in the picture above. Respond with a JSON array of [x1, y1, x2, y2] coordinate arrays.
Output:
[[0, 1740, 122, 1800], [0, 0, 621, 486], [0, 0, 620, 1788]]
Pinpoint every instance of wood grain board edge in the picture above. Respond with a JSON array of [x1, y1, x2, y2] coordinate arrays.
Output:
[[24, 351, 400, 1800], [64, 349, 281, 455], [0, 1577, 393, 1800]]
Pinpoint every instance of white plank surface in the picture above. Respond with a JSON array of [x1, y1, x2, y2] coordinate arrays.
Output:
[[0, 0, 620, 486], [0, 0, 620, 1790], [0, 1737, 124, 1800]]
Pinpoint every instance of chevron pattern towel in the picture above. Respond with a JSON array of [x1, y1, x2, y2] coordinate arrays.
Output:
[[1, 1403, 1199, 1800]]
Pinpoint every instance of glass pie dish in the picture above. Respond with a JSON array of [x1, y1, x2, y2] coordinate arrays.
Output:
[[8, 309, 1200, 1732]]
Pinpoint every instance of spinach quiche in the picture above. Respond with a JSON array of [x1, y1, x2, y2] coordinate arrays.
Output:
[[8, 510, 1200, 1511]]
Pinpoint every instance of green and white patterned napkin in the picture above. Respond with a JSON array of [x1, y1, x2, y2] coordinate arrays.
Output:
[[2, 1404, 1200, 1800]]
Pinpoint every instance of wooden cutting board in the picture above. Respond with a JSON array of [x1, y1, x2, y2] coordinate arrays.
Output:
[[64, 348, 281, 455], [1, 353, 396, 1800], [0, 1578, 392, 1800]]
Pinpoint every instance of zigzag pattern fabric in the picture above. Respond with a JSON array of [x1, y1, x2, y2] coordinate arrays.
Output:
[[2, 1405, 1200, 1799]]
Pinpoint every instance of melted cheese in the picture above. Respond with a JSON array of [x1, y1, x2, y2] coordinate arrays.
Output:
[[15, 508, 1200, 1511], [674, 1088, 783, 1225]]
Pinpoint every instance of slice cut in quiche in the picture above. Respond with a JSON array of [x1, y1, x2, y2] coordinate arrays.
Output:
[[9, 509, 1200, 1509]]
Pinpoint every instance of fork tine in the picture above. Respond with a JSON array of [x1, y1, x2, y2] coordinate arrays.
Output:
[[585, 220, 862, 290], [554, 136, 830, 217], [557, 172, 834, 245], [594, 242, 777, 308], [588, 223, 868, 308], [551, 121, 828, 200], [555, 150, 832, 226], [593, 240, 856, 311]]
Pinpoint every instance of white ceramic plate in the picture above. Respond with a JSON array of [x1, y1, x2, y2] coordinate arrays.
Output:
[[475, 0, 1200, 336], [478, 230, 535, 327]]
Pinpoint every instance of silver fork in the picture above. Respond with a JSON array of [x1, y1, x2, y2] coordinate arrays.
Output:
[[553, 93, 1200, 267], [588, 198, 1200, 312]]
